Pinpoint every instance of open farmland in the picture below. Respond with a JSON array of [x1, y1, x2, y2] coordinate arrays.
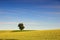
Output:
[[0, 30, 60, 40]]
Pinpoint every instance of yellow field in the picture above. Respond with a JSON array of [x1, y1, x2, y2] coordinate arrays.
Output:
[[0, 30, 60, 40]]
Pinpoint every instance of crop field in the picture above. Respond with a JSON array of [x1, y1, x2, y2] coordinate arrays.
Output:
[[0, 30, 60, 40]]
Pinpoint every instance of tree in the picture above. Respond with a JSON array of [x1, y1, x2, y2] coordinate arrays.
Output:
[[18, 23, 25, 31]]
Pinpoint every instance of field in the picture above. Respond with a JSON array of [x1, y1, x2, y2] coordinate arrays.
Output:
[[0, 30, 60, 40]]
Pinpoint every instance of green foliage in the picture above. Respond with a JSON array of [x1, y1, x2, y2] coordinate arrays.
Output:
[[18, 23, 25, 31]]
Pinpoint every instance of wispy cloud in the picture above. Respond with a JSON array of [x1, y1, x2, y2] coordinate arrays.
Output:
[[37, 5, 60, 9], [0, 8, 60, 14], [0, 21, 60, 30], [43, 12, 60, 14], [0, 22, 17, 24]]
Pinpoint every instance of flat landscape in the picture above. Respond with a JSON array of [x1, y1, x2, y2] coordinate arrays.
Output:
[[0, 30, 60, 40]]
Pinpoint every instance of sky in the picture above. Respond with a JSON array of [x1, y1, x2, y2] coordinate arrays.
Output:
[[0, 0, 60, 30]]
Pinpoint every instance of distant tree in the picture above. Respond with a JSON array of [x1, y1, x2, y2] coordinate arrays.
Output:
[[18, 23, 25, 31]]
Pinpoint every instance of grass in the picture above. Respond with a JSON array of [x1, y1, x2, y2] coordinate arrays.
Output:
[[0, 30, 60, 40]]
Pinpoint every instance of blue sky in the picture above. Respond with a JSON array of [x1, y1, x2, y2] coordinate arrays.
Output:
[[0, 0, 60, 30]]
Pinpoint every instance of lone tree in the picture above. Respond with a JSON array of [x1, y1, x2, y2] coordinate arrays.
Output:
[[18, 23, 25, 31]]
